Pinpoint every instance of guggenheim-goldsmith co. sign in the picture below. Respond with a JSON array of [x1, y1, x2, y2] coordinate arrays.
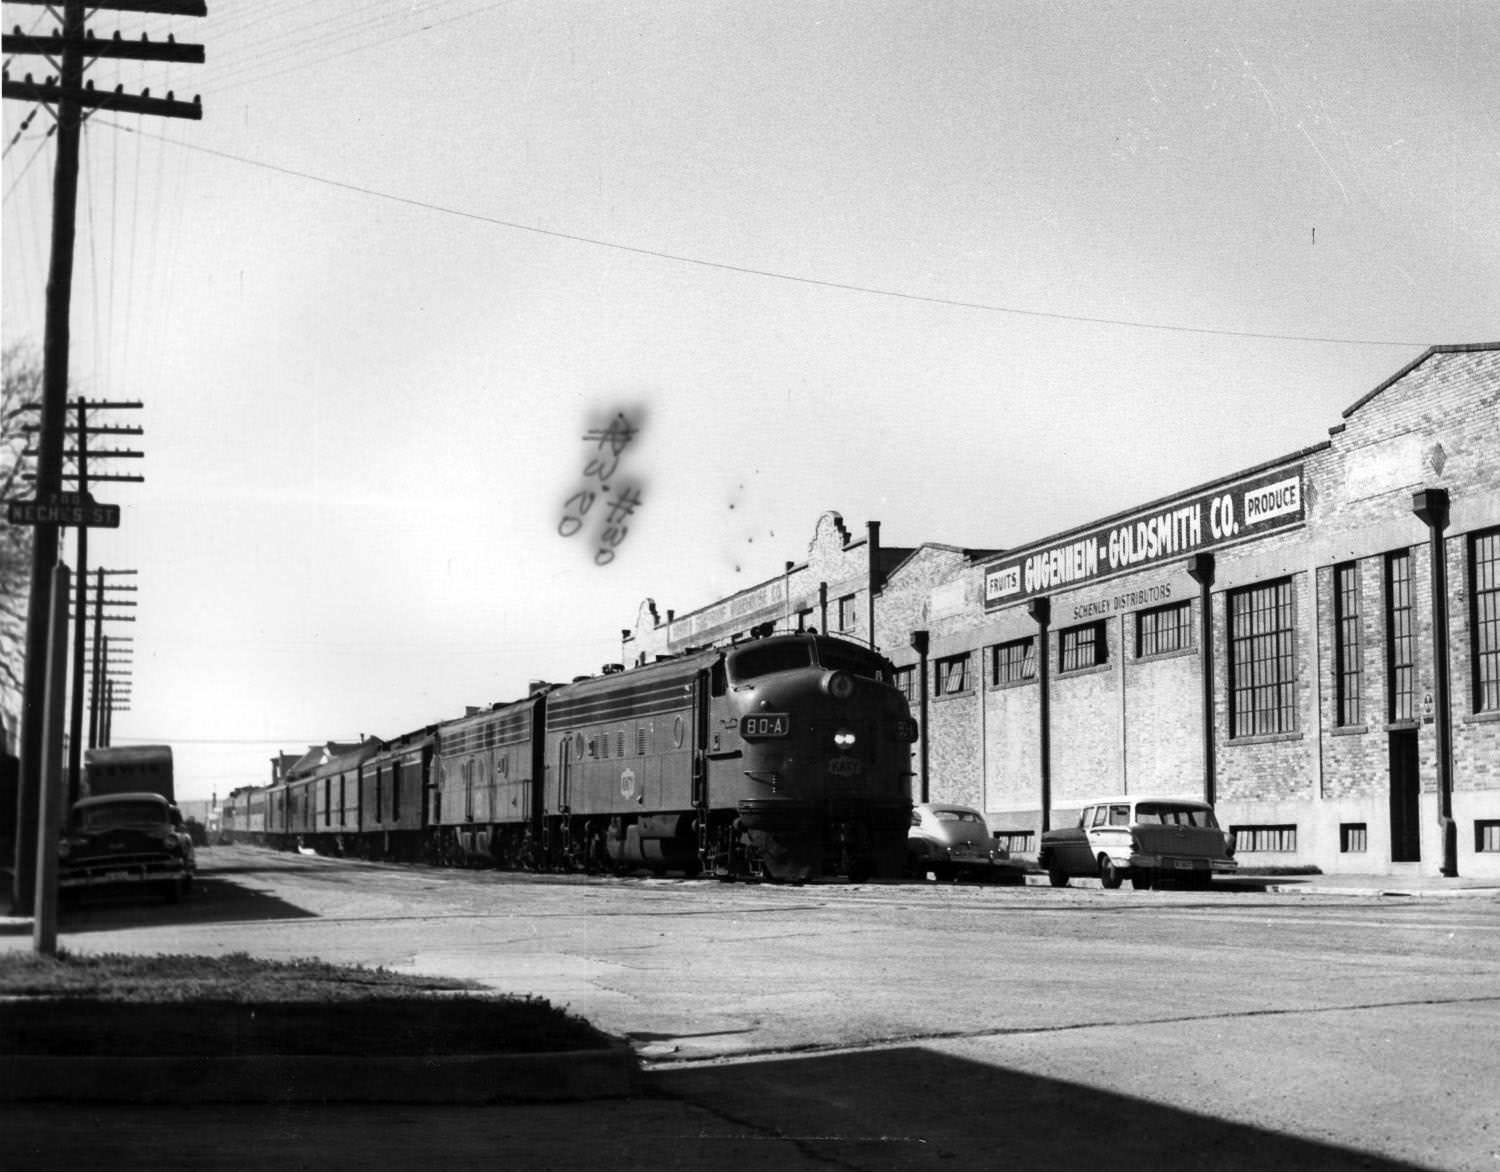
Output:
[[983, 465, 1305, 610]]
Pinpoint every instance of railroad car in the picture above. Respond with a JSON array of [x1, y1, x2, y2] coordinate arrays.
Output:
[[543, 632, 917, 881], [302, 741, 378, 855], [430, 696, 545, 867], [358, 726, 434, 861]]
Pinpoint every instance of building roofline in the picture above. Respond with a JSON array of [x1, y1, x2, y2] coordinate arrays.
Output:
[[985, 441, 1329, 568], [1341, 342, 1500, 419]]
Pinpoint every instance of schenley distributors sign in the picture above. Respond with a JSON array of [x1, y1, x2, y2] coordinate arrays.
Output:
[[983, 464, 1305, 610]]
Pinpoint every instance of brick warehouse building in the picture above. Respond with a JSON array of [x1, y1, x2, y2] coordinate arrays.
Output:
[[626, 343, 1500, 877]]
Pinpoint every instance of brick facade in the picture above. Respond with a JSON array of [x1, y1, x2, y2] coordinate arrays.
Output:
[[624, 344, 1500, 876]]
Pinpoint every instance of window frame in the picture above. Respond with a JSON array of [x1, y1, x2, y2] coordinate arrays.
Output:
[[1136, 600, 1193, 658], [1333, 561, 1363, 727], [1059, 620, 1108, 673], [1386, 550, 1416, 723], [933, 652, 973, 698], [989, 637, 1037, 686], [1472, 528, 1500, 713], [1228, 577, 1297, 738]]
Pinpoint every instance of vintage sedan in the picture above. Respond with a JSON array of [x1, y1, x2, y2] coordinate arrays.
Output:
[[1037, 795, 1237, 890], [907, 803, 1027, 883], [58, 791, 197, 903]]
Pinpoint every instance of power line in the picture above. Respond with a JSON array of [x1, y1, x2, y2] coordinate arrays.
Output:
[[106, 121, 1430, 350]]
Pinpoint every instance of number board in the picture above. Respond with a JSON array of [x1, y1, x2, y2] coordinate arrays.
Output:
[[740, 713, 790, 739]]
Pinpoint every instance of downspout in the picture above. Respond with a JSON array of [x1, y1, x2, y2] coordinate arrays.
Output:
[[867, 521, 882, 650], [1412, 489, 1457, 877], [819, 582, 829, 635], [1028, 598, 1051, 832], [1188, 554, 1216, 807], [911, 629, 930, 804]]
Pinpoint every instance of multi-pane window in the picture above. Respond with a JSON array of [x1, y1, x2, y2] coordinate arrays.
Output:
[[893, 665, 917, 704], [1232, 824, 1298, 853], [1386, 550, 1415, 721], [990, 638, 1036, 685], [837, 594, 858, 633], [934, 653, 972, 696], [1060, 621, 1107, 672], [1474, 529, 1500, 712], [1228, 579, 1296, 737], [1334, 562, 1362, 726], [1136, 601, 1191, 657]]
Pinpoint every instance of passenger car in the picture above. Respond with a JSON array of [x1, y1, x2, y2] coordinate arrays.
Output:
[[907, 803, 1027, 883], [1037, 795, 1236, 890], [58, 792, 197, 903]]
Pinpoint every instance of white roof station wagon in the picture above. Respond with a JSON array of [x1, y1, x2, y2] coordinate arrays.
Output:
[[1037, 796, 1237, 890]]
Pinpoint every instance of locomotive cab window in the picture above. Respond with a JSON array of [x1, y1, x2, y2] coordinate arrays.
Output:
[[816, 638, 890, 682], [729, 641, 812, 683]]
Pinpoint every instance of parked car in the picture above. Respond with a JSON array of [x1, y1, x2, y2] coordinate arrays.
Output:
[[908, 803, 1027, 883], [1037, 795, 1236, 890], [58, 791, 196, 904]]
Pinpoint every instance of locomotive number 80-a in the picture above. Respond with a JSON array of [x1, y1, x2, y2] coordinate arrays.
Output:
[[740, 713, 791, 738]]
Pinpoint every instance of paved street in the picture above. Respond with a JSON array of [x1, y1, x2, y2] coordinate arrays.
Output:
[[5, 845, 1499, 1170]]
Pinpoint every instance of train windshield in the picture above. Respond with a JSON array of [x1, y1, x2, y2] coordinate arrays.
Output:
[[728, 641, 813, 682], [815, 639, 891, 682]]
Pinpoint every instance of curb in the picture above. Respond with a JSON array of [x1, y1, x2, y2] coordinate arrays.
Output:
[[1, 1043, 640, 1104]]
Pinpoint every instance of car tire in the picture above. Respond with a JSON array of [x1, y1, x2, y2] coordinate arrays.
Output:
[[1098, 855, 1124, 889], [1132, 870, 1155, 891], [1047, 867, 1070, 888]]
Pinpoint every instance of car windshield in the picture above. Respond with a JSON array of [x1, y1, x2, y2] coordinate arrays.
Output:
[[75, 802, 169, 831], [1135, 802, 1218, 828], [728, 642, 813, 682]]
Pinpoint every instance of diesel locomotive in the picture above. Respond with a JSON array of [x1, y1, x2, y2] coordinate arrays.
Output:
[[227, 631, 918, 882]]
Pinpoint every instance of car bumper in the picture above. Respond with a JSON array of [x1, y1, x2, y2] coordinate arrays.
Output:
[[59, 861, 191, 888], [1128, 853, 1238, 874]]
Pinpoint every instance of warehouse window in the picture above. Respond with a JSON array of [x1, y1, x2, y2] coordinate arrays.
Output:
[[1476, 821, 1500, 853], [1386, 550, 1415, 722], [391, 764, 401, 821], [1136, 601, 1191, 657], [1231, 824, 1298, 853], [837, 594, 858, 633], [1334, 562, 1362, 726], [934, 652, 972, 696], [1228, 578, 1296, 737], [990, 637, 1036, 685], [1060, 621, 1107, 673], [1340, 823, 1368, 853], [1473, 529, 1500, 712], [893, 665, 917, 703]]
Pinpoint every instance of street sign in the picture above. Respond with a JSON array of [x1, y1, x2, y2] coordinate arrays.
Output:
[[7, 490, 120, 528]]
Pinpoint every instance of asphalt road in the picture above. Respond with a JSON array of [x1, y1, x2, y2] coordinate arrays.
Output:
[[6, 845, 1499, 1171]]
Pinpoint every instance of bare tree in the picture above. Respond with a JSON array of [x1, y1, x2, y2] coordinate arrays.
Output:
[[1, 342, 42, 736]]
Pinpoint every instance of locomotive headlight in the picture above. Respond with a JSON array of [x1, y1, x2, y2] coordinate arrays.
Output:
[[833, 728, 857, 749], [822, 670, 856, 701]]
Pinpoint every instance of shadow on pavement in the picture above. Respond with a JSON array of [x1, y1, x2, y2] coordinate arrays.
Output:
[[1, 1045, 1434, 1171], [41, 874, 316, 935], [647, 1045, 1431, 1172]]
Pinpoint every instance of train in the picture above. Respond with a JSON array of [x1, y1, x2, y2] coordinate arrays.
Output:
[[223, 630, 919, 882]]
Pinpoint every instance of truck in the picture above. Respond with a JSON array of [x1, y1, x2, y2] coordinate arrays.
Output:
[[82, 745, 174, 802]]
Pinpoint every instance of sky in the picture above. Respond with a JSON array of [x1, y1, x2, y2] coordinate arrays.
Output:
[[3, 0, 1497, 805]]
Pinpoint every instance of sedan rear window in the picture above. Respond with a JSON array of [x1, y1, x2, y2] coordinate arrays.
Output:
[[933, 810, 984, 823], [1136, 802, 1219, 828]]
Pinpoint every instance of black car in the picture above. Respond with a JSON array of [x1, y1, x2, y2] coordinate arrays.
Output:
[[58, 792, 197, 903]]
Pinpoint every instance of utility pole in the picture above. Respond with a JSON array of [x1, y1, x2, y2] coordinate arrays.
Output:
[[2, 0, 203, 917], [22, 403, 143, 806]]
